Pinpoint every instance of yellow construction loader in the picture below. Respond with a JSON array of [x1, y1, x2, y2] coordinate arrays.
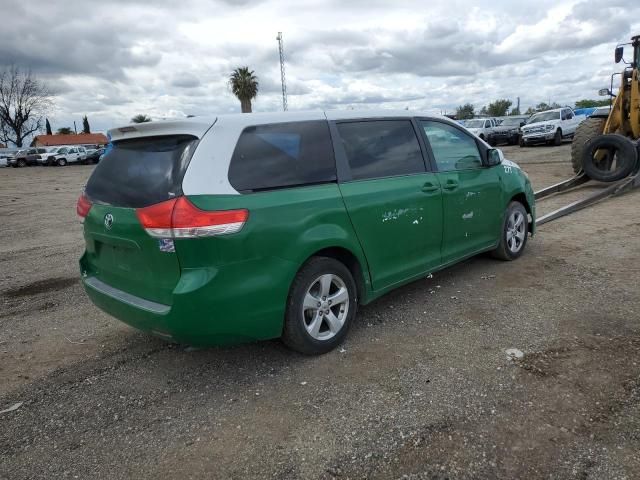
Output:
[[571, 35, 640, 180], [534, 35, 640, 225]]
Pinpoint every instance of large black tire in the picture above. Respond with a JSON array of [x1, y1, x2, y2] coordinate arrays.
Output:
[[282, 257, 357, 355], [492, 202, 529, 261], [581, 134, 638, 183], [571, 117, 606, 174], [57, 158, 67, 166], [17, 159, 26, 167], [553, 129, 562, 146]]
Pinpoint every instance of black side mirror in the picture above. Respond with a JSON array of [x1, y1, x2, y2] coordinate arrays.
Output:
[[486, 148, 502, 166], [615, 46, 623, 63], [520, 121, 525, 127]]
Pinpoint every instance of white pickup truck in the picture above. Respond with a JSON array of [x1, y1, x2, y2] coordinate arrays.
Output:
[[520, 107, 584, 147]]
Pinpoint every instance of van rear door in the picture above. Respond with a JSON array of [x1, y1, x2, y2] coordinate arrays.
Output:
[[81, 134, 201, 305]]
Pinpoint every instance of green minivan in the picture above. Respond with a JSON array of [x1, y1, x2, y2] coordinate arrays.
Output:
[[79, 111, 535, 354]]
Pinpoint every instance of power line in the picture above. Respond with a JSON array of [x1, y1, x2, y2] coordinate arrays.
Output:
[[276, 32, 288, 111]]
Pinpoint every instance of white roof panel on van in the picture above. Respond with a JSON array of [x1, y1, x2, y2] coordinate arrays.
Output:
[[108, 118, 216, 142]]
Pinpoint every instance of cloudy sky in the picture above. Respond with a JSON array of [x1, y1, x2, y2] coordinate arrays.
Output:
[[2, 0, 639, 135]]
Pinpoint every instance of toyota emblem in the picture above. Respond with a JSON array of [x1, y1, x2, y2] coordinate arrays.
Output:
[[104, 213, 114, 230]]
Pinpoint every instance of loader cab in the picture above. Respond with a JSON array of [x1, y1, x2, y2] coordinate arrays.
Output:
[[615, 36, 640, 69]]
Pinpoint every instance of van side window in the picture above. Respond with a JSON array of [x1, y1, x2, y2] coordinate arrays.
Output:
[[336, 120, 425, 181], [228, 121, 335, 193], [421, 121, 483, 171]]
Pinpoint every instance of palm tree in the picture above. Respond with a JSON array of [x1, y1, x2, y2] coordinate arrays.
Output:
[[131, 114, 152, 123], [229, 67, 259, 113]]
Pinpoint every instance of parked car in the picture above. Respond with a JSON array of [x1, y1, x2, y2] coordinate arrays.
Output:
[[78, 111, 536, 354], [0, 148, 20, 167], [83, 148, 105, 164], [47, 146, 87, 166], [463, 118, 499, 145], [8, 148, 49, 167], [520, 108, 584, 146], [491, 116, 529, 145]]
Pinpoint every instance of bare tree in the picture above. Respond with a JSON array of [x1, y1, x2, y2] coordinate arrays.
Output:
[[0, 66, 52, 147]]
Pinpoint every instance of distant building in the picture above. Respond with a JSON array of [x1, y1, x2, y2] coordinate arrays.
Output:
[[31, 133, 108, 148]]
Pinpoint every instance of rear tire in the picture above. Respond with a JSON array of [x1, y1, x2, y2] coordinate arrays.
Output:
[[282, 257, 357, 355], [492, 202, 529, 261], [571, 117, 606, 174]]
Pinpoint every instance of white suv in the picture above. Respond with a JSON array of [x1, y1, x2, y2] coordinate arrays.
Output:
[[47, 146, 88, 166]]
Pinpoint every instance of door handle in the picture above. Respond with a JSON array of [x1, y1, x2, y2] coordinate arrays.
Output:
[[421, 183, 440, 193], [442, 179, 459, 190]]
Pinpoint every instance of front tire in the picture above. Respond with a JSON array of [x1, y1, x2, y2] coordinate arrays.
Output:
[[57, 158, 67, 166], [282, 257, 357, 355], [17, 159, 26, 167], [492, 202, 529, 261], [571, 117, 606, 174], [553, 129, 562, 146]]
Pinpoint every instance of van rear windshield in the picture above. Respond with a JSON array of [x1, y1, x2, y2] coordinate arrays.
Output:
[[85, 135, 198, 208]]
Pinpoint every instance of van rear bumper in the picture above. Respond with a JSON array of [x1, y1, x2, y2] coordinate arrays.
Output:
[[80, 255, 297, 346]]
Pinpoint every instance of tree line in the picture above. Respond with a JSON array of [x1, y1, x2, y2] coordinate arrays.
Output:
[[455, 98, 611, 119]]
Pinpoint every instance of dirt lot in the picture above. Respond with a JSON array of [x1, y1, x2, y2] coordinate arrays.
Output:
[[1, 143, 639, 479]]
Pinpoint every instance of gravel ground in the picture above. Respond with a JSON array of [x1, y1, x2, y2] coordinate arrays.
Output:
[[1, 143, 639, 479]]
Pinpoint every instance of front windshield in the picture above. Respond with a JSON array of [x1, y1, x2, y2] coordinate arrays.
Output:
[[501, 118, 522, 126], [528, 111, 560, 123], [465, 119, 484, 128], [58, 148, 68, 154]]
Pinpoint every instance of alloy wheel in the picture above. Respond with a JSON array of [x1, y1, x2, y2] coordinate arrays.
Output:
[[506, 211, 526, 253], [302, 274, 349, 341]]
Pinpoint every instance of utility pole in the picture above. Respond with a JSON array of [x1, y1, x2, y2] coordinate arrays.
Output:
[[276, 32, 288, 111]]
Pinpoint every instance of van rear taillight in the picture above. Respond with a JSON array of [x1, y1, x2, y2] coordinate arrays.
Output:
[[76, 193, 92, 221], [136, 197, 248, 239]]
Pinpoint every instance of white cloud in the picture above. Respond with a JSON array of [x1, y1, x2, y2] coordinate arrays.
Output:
[[0, 0, 638, 138]]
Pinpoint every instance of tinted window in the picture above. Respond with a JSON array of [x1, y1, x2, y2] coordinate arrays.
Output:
[[228, 121, 335, 193], [85, 135, 198, 208], [421, 120, 482, 171], [337, 120, 425, 180]]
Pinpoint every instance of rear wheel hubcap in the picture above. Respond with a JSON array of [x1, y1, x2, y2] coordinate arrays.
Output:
[[302, 274, 349, 341]]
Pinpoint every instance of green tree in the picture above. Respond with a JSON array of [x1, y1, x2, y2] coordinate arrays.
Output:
[[82, 115, 90, 133], [575, 99, 610, 109], [509, 107, 521, 116], [525, 106, 536, 115], [57, 127, 73, 134], [131, 114, 152, 123], [455, 103, 475, 120], [486, 99, 512, 117], [535, 102, 561, 112], [45, 118, 52, 135], [229, 67, 259, 113]]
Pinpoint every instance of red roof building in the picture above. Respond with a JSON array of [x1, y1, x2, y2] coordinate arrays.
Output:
[[31, 133, 108, 147]]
